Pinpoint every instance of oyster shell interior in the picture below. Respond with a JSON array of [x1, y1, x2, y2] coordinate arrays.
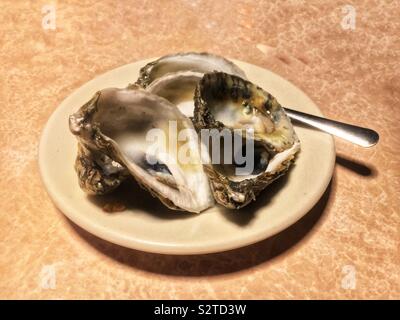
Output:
[[69, 88, 214, 213], [146, 71, 203, 118], [137, 53, 247, 118], [193, 72, 300, 208]]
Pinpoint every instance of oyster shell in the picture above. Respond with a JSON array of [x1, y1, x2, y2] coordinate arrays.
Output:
[[74, 142, 129, 195], [146, 71, 203, 118], [193, 72, 300, 209], [69, 88, 214, 213], [136, 52, 247, 88]]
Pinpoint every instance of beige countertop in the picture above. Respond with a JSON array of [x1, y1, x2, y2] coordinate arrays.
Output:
[[0, 0, 399, 299]]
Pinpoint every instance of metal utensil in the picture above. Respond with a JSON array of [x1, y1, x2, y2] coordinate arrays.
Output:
[[284, 108, 379, 147]]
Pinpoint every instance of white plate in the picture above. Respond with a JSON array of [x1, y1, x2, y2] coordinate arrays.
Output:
[[39, 58, 335, 255]]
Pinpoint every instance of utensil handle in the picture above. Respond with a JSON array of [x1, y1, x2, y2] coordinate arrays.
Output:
[[284, 108, 379, 147]]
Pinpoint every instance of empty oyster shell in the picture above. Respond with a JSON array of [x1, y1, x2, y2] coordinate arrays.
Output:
[[193, 72, 300, 209], [146, 71, 203, 118], [69, 88, 214, 213], [136, 52, 247, 88]]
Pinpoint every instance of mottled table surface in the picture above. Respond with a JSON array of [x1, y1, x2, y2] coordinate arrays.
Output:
[[1, 0, 399, 299]]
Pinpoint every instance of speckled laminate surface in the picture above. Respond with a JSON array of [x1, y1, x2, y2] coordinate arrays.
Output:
[[0, 0, 399, 299]]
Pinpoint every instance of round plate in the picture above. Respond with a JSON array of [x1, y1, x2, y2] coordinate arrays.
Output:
[[39, 58, 335, 255]]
